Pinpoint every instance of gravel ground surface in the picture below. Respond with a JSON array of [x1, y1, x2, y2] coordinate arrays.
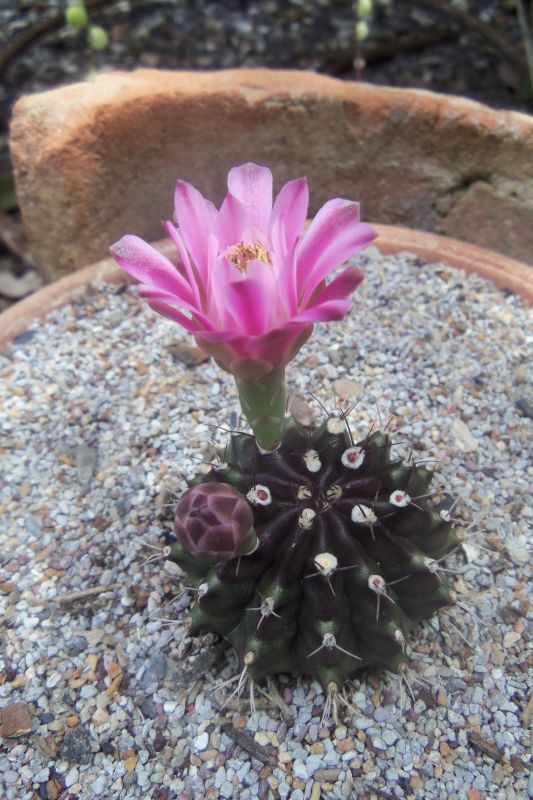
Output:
[[0, 248, 532, 800]]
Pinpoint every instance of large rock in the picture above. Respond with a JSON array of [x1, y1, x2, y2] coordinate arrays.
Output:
[[9, 68, 533, 280]]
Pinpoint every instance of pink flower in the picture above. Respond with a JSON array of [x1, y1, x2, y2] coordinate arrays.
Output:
[[111, 163, 375, 380]]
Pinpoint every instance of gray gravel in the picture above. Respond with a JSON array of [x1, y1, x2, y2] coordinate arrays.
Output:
[[0, 247, 531, 800]]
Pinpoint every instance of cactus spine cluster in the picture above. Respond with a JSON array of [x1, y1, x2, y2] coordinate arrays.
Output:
[[168, 412, 457, 690]]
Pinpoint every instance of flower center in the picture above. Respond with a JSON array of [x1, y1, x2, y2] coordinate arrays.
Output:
[[226, 241, 271, 273]]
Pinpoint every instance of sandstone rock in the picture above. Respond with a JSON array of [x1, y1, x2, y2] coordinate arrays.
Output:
[[287, 392, 315, 426], [439, 181, 533, 264], [451, 418, 479, 452], [0, 269, 42, 299], [9, 69, 533, 281], [0, 702, 32, 737], [332, 378, 363, 400]]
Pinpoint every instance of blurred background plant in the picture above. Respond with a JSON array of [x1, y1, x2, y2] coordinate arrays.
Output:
[[0, 0, 531, 308], [65, 1, 109, 52], [352, 0, 533, 98]]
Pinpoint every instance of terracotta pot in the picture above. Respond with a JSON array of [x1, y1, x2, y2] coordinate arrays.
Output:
[[10, 68, 533, 280], [0, 226, 530, 348]]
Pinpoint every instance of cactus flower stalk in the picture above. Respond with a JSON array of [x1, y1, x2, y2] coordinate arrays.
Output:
[[111, 163, 375, 450]]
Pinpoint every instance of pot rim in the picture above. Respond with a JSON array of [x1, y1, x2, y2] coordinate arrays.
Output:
[[0, 224, 531, 346]]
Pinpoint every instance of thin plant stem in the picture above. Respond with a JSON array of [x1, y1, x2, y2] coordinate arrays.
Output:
[[516, 0, 533, 92], [353, 1, 365, 80]]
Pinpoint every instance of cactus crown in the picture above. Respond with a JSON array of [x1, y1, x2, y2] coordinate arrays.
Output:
[[169, 412, 457, 689]]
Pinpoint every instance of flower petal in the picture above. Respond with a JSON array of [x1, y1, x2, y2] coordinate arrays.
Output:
[[138, 285, 214, 330], [216, 193, 250, 250], [147, 300, 205, 332], [226, 276, 271, 335], [269, 178, 309, 316], [110, 235, 195, 304], [269, 177, 309, 258], [174, 180, 217, 278], [308, 266, 364, 307], [297, 199, 376, 304], [195, 323, 313, 378], [227, 163, 273, 236], [291, 299, 351, 323], [163, 220, 202, 307]]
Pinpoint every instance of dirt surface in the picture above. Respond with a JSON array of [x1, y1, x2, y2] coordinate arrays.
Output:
[[2, 1, 531, 150]]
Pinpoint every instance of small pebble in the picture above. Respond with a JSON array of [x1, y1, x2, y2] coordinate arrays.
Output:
[[193, 732, 209, 751], [91, 774, 106, 795], [382, 729, 399, 745]]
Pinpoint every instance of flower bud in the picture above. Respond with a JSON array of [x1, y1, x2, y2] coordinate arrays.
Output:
[[174, 483, 257, 562]]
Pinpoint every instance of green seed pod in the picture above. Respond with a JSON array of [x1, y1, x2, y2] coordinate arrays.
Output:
[[65, 4, 89, 28], [357, 0, 373, 17], [356, 20, 370, 41], [87, 25, 109, 50]]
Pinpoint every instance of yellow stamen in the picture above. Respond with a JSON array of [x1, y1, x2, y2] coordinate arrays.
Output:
[[226, 241, 271, 273]]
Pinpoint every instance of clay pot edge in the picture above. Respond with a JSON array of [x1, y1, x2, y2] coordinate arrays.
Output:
[[0, 225, 530, 347]]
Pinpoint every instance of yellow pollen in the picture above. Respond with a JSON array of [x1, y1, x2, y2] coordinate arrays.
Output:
[[226, 241, 271, 273]]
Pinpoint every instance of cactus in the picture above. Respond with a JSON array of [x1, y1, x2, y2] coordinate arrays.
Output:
[[111, 163, 457, 693], [168, 412, 457, 690]]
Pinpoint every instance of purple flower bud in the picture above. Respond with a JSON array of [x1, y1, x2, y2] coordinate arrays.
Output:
[[174, 483, 257, 561]]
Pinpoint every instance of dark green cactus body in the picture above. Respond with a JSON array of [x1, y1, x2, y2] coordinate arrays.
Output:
[[168, 413, 457, 688]]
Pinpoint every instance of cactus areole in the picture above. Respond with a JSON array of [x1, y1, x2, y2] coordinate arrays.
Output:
[[111, 163, 458, 689]]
